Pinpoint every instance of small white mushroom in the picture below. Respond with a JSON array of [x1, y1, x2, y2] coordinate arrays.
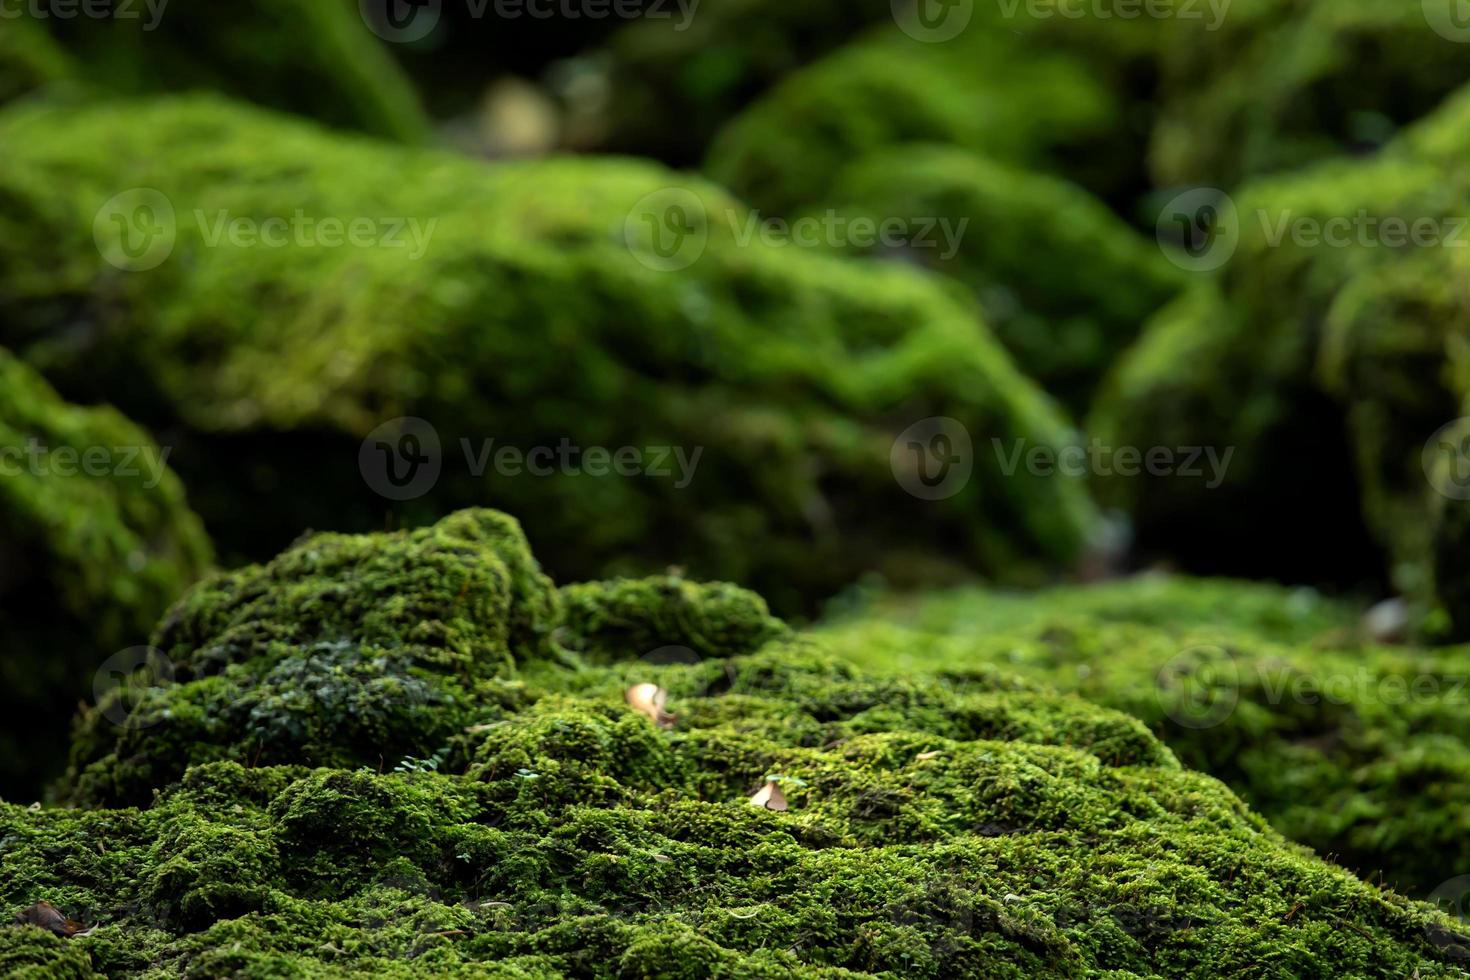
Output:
[[749, 780, 788, 812], [626, 683, 676, 729]]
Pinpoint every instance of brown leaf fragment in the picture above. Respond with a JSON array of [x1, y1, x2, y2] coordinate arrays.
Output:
[[749, 781, 789, 812], [13, 902, 83, 938], [626, 683, 676, 729]]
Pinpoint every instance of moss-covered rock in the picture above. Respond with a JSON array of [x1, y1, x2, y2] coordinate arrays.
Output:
[[0, 94, 1099, 613], [24, 0, 428, 141], [1150, 0, 1470, 187], [8, 521, 1470, 976], [821, 574, 1470, 895], [591, 0, 892, 163], [1091, 85, 1470, 630], [807, 145, 1184, 409], [0, 347, 211, 800], [703, 26, 1119, 217], [64, 510, 561, 808]]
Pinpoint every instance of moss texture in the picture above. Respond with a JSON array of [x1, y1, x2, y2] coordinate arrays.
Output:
[[702, 26, 1119, 217], [821, 574, 1470, 895], [591, 0, 891, 163], [0, 94, 1099, 614], [1150, 0, 1470, 187], [1090, 84, 1470, 626], [807, 145, 1184, 409], [8, 512, 1470, 976], [0, 347, 212, 800], [25, 0, 428, 141]]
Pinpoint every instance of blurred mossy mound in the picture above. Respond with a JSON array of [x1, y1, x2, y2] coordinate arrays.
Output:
[[804, 145, 1185, 410], [821, 574, 1470, 895], [0, 94, 1099, 614], [18, 0, 428, 141], [589, 0, 892, 162], [0, 16, 74, 107], [702, 24, 1127, 217], [13, 511, 1470, 977], [1091, 83, 1470, 636], [1150, 0, 1470, 187], [0, 348, 211, 800]]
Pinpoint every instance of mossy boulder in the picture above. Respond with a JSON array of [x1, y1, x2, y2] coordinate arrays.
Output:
[[0, 94, 1099, 613], [0, 347, 211, 800], [591, 0, 891, 163], [821, 574, 1470, 895], [806, 145, 1184, 409], [10, 515, 1470, 975], [23, 0, 428, 141], [703, 26, 1119, 217], [1091, 87, 1470, 626], [1150, 0, 1470, 187]]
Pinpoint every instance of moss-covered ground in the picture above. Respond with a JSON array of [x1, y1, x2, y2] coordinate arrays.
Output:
[[3, 512, 1469, 977]]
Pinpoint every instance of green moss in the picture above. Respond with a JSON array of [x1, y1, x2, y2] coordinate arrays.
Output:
[[0, 94, 1099, 613], [1091, 88, 1470, 620], [1150, 0, 1470, 187], [0, 347, 211, 800], [593, 0, 892, 162], [5, 539, 1470, 975], [807, 145, 1184, 409], [820, 574, 1470, 894], [0, 16, 74, 108], [703, 27, 1118, 216], [64, 510, 560, 808], [28, 1, 428, 141]]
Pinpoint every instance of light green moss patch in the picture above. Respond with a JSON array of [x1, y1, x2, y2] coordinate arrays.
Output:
[[821, 574, 1470, 894]]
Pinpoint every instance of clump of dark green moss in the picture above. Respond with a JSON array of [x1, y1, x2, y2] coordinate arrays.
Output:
[[0, 16, 74, 108], [1150, 0, 1470, 187], [0, 93, 1099, 614], [11, 510, 1470, 976], [821, 574, 1470, 895], [1092, 83, 1470, 630], [0, 347, 211, 801]]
